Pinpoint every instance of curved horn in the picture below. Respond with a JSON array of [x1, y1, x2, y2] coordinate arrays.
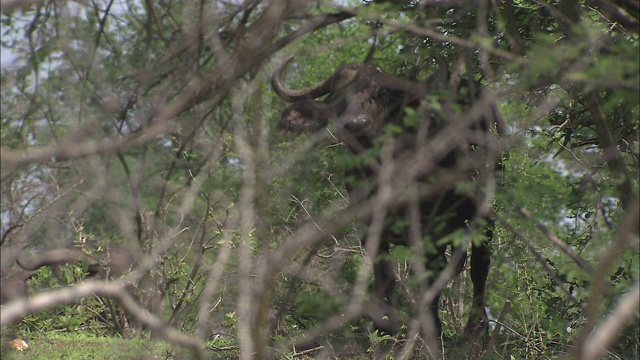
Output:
[[371, 70, 427, 97], [271, 55, 335, 102], [16, 248, 97, 271]]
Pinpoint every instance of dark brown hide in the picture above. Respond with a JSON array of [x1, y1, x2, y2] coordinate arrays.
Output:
[[1, 247, 32, 305], [16, 245, 138, 280], [0, 268, 31, 304], [14, 244, 147, 337], [273, 56, 430, 146], [273, 56, 504, 338]]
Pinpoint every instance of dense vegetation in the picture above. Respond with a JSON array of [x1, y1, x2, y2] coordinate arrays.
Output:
[[1, 1, 638, 359]]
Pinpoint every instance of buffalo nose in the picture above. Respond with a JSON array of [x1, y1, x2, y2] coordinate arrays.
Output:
[[343, 115, 369, 131]]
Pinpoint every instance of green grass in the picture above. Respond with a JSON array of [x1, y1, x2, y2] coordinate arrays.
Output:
[[1, 332, 175, 360]]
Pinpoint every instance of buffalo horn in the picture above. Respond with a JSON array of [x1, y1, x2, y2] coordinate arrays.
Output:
[[271, 55, 336, 102]]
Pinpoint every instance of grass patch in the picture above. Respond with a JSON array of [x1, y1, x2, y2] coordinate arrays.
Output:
[[2, 332, 175, 360]]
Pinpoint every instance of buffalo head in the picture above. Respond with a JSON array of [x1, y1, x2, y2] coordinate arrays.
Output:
[[271, 56, 446, 150], [16, 245, 139, 280], [8, 244, 149, 337], [0, 268, 31, 305]]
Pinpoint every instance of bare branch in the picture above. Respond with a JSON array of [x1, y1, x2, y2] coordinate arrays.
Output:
[[517, 208, 594, 273], [582, 280, 640, 360], [1, 280, 206, 359]]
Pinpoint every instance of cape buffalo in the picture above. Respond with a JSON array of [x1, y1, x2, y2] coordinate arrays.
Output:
[[16, 245, 139, 280], [0, 268, 31, 305], [272, 55, 505, 340], [11, 244, 148, 337]]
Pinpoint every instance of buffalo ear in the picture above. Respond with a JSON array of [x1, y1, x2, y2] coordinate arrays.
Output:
[[278, 100, 329, 134]]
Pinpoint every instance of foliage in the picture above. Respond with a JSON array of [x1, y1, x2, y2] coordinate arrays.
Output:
[[1, 1, 638, 359], [1, 332, 175, 360], [20, 265, 118, 336]]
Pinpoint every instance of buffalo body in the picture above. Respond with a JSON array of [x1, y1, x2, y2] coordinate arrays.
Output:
[[272, 56, 504, 338]]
